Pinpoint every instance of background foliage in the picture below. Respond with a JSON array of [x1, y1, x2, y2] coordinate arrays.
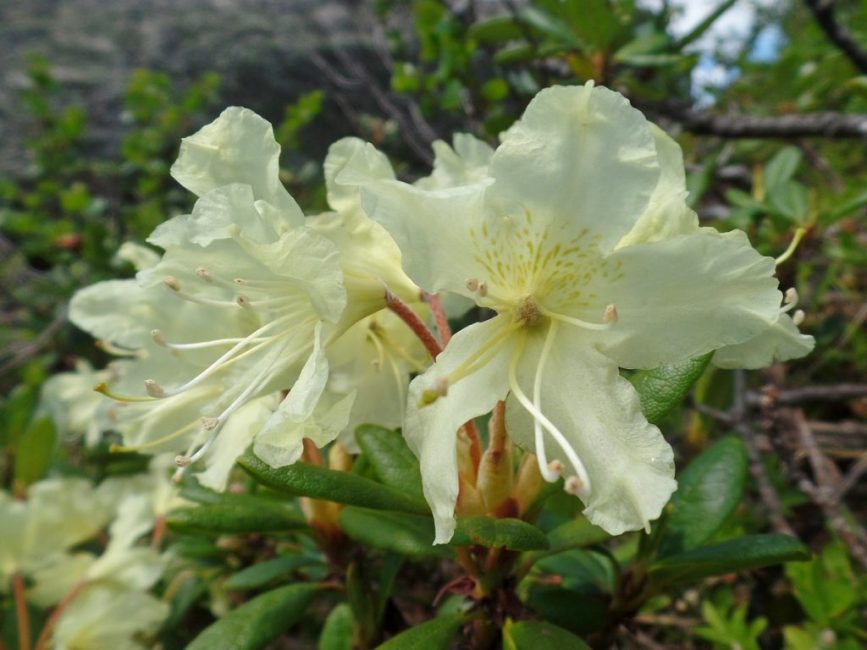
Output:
[[1, 1, 866, 648]]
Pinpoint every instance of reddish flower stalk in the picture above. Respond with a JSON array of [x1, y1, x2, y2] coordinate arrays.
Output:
[[12, 573, 30, 650], [385, 290, 442, 358]]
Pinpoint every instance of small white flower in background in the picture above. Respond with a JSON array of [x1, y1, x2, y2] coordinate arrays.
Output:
[[359, 82, 810, 543]]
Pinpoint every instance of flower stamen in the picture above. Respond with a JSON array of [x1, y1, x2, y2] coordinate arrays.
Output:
[[508, 324, 592, 495]]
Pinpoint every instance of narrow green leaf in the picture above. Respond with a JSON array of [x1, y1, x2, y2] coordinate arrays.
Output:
[[377, 613, 467, 650], [503, 619, 591, 650], [520, 7, 582, 48], [672, 0, 737, 50], [764, 146, 802, 190], [319, 603, 354, 650], [548, 517, 610, 551], [658, 436, 748, 557], [468, 16, 523, 44], [355, 425, 424, 500], [187, 583, 319, 650], [649, 534, 810, 587], [166, 501, 306, 535], [238, 454, 429, 515], [629, 354, 711, 424], [452, 516, 549, 551], [224, 555, 322, 591], [340, 508, 450, 558], [14, 417, 57, 488]]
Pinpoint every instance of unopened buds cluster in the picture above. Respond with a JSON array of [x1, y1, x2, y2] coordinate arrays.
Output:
[[66, 82, 813, 544]]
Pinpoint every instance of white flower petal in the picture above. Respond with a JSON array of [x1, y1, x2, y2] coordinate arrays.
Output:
[[488, 84, 660, 251], [361, 180, 492, 296], [713, 312, 815, 369], [253, 390, 356, 468], [415, 133, 494, 190], [507, 329, 676, 535], [325, 137, 395, 216], [404, 316, 516, 543], [171, 106, 303, 221], [196, 394, 278, 491], [592, 229, 782, 368], [615, 124, 699, 249]]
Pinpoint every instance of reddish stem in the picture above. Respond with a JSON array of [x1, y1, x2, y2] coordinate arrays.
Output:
[[386, 290, 442, 358], [33, 580, 87, 650], [151, 515, 166, 549], [12, 573, 30, 650], [423, 291, 452, 347]]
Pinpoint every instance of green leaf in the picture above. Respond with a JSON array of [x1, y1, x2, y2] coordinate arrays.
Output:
[[764, 146, 802, 191], [629, 354, 711, 424], [672, 0, 738, 50], [452, 516, 549, 551], [225, 555, 323, 591], [355, 425, 424, 500], [166, 500, 306, 535], [658, 436, 748, 557], [768, 181, 810, 224], [340, 508, 450, 558], [187, 583, 319, 650], [468, 16, 523, 44], [319, 603, 354, 650], [649, 534, 810, 587], [14, 417, 57, 488], [520, 7, 582, 48], [238, 454, 430, 515], [376, 613, 467, 650], [547, 517, 609, 552], [503, 620, 591, 650], [519, 549, 614, 635]]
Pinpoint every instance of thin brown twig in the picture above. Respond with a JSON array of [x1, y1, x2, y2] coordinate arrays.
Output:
[[733, 371, 797, 536], [746, 383, 867, 406], [804, 0, 867, 75], [832, 453, 867, 502], [789, 409, 867, 571]]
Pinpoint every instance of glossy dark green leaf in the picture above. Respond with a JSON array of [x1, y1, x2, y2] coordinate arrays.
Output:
[[377, 613, 467, 650], [650, 534, 810, 587], [629, 354, 711, 424], [658, 436, 748, 557], [224, 555, 323, 591], [238, 454, 429, 515], [319, 603, 354, 650], [503, 620, 591, 650], [520, 549, 613, 635], [355, 425, 423, 500], [186, 583, 319, 650], [340, 507, 450, 558], [14, 417, 57, 488], [452, 516, 549, 551], [547, 517, 609, 552], [166, 500, 306, 535]]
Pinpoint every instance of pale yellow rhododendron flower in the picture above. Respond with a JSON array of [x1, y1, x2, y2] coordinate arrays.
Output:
[[0, 478, 112, 588], [359, 82, 791, 542], [51, 585, 169, 650], [69, 108, 419, 481]]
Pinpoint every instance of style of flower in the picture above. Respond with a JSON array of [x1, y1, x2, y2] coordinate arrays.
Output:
[[357, 82, 797, 542]]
